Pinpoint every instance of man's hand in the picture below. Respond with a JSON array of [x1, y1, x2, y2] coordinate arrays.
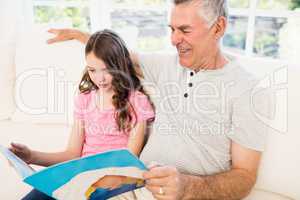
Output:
[[142, 141, 260, 200], [143, 165, 188, 200], [47, 28, 90, 44]]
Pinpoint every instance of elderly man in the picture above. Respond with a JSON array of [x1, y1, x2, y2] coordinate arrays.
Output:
[[46, 0, 271, 199]]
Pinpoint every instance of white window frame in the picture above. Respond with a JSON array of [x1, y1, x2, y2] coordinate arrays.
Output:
[[228, 0, 300, 60], [28, 0, 300, 60], [28, 0, 90, 28], [90, 0, 173, 52]]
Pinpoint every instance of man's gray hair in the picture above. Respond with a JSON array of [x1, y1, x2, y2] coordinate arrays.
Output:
[[174, 0, 228, 26]]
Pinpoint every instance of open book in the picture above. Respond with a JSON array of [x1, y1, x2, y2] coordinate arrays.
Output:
[[0, 145, 147, 200]]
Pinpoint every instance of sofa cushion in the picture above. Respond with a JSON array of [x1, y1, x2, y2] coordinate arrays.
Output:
[[245, 188, 293, 200], [0, 120, 70, 199], [0, 43, 16, 120], [236, 57, 300, 200], [0, 154, 32, 200], [11, 26, 85, 125]]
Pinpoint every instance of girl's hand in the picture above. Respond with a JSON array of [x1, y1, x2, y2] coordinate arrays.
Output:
[[9, 142, 33, 164]]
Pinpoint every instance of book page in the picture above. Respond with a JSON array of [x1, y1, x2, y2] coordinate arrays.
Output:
[[23, 149, 147, 199], [0, 145, 35, 179]]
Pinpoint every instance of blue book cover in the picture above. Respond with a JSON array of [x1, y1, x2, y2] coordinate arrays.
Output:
[[0, 146, 147, 200]]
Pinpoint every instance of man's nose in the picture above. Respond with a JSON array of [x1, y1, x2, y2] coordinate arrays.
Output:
[[171, 30, 182, 46]]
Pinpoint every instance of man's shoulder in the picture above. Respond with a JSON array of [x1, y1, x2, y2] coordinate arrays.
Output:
[[137, 52, 180, 83], [230, 61, 258, 82], [222, 59, 259, 98], [137, 52, 178, 65]]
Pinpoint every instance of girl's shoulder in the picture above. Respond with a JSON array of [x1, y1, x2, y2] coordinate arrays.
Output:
[[129, 90, 148, 100], [74, 90, 96, 108], [129, 90, 154, 122], [129, 90, 151, 107]]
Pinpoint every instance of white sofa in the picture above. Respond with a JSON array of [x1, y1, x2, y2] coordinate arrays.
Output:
[[0, 28, 299, 199]]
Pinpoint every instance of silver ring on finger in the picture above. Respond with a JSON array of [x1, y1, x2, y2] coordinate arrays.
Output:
[[158, 186, 165, 195]]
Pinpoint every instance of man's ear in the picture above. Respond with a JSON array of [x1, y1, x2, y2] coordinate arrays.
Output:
[[212, 16, 227, 40]]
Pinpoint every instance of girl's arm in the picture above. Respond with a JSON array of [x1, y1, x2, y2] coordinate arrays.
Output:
[[11, 119, 85, 167], [32, 119, 85, 166], [127, 121, 148, 156]]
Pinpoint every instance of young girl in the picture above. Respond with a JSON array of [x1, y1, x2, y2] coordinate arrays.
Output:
[[11, 30, 155, 200]]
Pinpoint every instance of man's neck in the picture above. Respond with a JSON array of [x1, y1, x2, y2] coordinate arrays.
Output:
[[194, 51, 228, 72]]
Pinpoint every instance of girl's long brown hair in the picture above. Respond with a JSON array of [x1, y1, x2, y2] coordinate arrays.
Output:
[[79, 29, 151, 132]]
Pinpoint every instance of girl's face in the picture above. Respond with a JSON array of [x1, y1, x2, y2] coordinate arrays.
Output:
[[86, 52, 113, 93]]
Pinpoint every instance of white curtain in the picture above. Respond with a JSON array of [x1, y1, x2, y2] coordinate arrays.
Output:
[[0, 0, 25, 119], [0, 0, 26, 43]]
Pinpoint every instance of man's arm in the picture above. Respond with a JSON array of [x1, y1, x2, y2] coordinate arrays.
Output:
[[47, 28, 90, 44], [143, 141, 261, 200], [47, 29, 143, 77], [130, 52, 143, 78], [182, 141, 260, 200]]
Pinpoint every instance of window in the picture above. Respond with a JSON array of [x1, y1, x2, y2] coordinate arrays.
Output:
[[253, 17, 287, 58], [30, 0, 300, 59], [223, 15, 248, 53], [32, 0, 91, 31], [257, 0, 298, 10], [224, 0, 300, 60], [108, 0, 171, 51]]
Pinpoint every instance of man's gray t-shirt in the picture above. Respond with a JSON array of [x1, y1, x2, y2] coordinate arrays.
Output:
[[138, 53, 272, 176]]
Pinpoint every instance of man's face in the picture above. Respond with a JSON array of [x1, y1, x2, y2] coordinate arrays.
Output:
[[170, 2, 216, 70]]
